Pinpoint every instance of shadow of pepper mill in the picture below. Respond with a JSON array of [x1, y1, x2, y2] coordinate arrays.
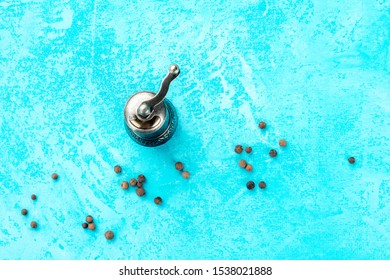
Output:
[[124, 64, 180, 147]]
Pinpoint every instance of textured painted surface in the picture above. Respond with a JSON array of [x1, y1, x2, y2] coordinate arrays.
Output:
[[0, 0, 389, 260]]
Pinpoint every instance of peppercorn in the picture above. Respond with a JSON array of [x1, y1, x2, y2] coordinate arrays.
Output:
[[21, 209, 28, 215], [245, 146, 252, 154], [121, 181, 129, 190], [246, 181, 255, 190], [137, 181, 143, 188], [182, 171, 190, 179], [175, 162, 184, 171], [82, 223, 88, 229], [235, 145, 243, 154], [114, 165, 122, 174], [51, 173, 58, 180], [245, 164, 253, 172], [105, 230, 114, 240], [88, 223, 96, 230], [136, 187, 146, 196], [259, 181, 266, 189], [238, 160, 247, 168], [30, 221, 37, 229], [138, 174, 146, 183], [130, 178, 137, 186], [86, 215, 93, 223], [348, 157, 355, 164], [154, 197, 163, 205], [31, 194, 37, 201], [279, 139, 287, 147], [269, 149, 277, 157], [259, 121, 266, 129]]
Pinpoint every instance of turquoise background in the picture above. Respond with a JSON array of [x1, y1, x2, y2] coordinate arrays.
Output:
[[0, 0, 389, 260]]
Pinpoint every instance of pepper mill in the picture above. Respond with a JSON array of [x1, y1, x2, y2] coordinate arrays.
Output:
[[124, 64, 180, 147]]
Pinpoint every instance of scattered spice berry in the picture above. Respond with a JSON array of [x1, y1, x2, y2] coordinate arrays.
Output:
[[245, 164, 253, 172], [259, 181, 266, 189], [245, 146, 252, 154], [246, 181, 255, 190], [175, 162, 184, 171], [269, 149, 277, 157], [105, 230, 114, 240], [238, 160, 247, 168], [121, 181, 129, 190], [279, 139, 287, 147], [235, 145, 243, 154], [138, 174, 146, 183], [21, 209, 28, 216], [348, 157, 355, 164], [114, 165, 122, 174], [82, 223, 88, 229], [137, 181, 143, 188], [86, 215, 93, 223], [51, 173, 58, 180], [182, 171, 190, 179], [30, 221, 37, 229], [31, 194, 37, 201], [88, 223, 96, 230], [136, 187, 146, 196], [154, 197, 163, 205], [258, 121, 266, 129], [130, 178, 137, 186]]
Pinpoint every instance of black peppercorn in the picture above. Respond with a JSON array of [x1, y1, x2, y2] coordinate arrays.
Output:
[[235, 145, 243, 154], [246, 181, 255, 190], [245, 146, 252, 154], [137, 181, 143, 188], [114, 165, 122, 174], [138, 174, 146, 183], [175, 162, 184, 171], [21, 209, 28, 216], [269, 149, 277, 157], [259, 121, 266, 129], [348, 157, 355, 164], [82, 223, 88, 229], [31, 194, 37, 201], [30, 221, 37, 228], [154, 197, 163, 205]]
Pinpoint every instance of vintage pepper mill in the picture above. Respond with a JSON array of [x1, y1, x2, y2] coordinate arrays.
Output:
[[124, 64, 180, 147]]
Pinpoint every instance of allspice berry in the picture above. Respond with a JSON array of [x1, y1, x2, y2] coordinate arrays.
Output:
[[258, 121, 266, 129], [138, 174, 146, 183], [348, 157, 355, 164], [235, 145, 243, 154], [154, 197, 163, 205], [137, 181, 143, 188], [51, 173, 58, 180], [88, 223, 96, 230], [246, 181, 255, 190], [245, 146, 252, 154], [82, 223, 88, 229], [105, 230, 114, 240], [30, 221, 37, 229], [136, 187, 146, 196], [269, 149, 277, 157], [182, 171, 190, 179], [245, 164, 253, 172], [114, 165, 122, 174], [259, 181, 266, 189], [238, 160, 247, 168], [121, 181, 129, 190], [175, 162, 184, 171], [31, 194, 37, 201], [130, 178, 137, 186], [21, 209, 28, 216], [86, 215, 93, 223], [279, 139, 287, 147]]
